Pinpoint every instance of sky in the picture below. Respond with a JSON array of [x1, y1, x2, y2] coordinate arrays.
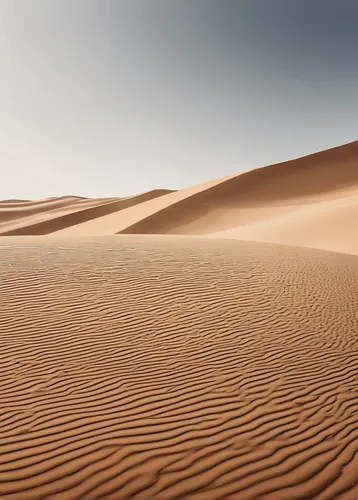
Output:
[[0, 0, 357, 200]]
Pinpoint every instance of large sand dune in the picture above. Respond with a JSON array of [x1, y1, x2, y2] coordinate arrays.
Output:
[[1, 236, 358, 499], [1, 141, 358, 498], [3, 141, 355, 256], [112, 141, 358, 255], [1, 142, 357, 256]]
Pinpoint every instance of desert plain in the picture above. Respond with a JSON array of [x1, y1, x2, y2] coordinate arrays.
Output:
[[1, 141, 358, 499]]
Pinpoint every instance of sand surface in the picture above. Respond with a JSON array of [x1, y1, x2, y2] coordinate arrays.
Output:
[[1, 142, 358, 499]]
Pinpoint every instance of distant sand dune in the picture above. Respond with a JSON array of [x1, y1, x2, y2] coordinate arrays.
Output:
[[0, 190, 174, 236], [0, 199, 31, 204], [0, 196, 82, 223], [52, 173, 238, 236], [0, 236, 358, 499]]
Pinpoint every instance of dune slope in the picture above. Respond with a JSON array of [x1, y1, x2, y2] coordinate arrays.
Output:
[[52, 173, 237, 236], [210, 192, 358, 255], [1, 235, 358, 499], [115, 141, 358, 255]]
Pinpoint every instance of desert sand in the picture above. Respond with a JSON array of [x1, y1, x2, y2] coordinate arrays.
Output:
[[0, 141, 358, 499]]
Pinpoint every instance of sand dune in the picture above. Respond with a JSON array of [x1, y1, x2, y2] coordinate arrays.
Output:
[[0, 190, 174, 236], [112, 141, 358, 255], [52, 173, 238, 237], [2, 142, 357, 256], [33, 140, 356, 256], [1, 235, 358, 499], [0, 196, 82, 224], [0, 199, 31, 204]]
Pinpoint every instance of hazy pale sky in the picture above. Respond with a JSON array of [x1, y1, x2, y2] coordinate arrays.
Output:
[[0, 0, 357, 199]]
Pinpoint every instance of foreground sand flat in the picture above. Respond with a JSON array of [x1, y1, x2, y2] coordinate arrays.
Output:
[[1, 235, 358, 499]]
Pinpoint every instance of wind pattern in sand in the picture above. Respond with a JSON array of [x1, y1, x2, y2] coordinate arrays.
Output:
[[1, 236, 358, 499]]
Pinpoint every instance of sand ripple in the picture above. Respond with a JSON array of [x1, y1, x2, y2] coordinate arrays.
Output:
[[0, 236, 358, 499]]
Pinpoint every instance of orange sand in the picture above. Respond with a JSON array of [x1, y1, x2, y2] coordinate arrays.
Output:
[[0, 142, 358, 499]]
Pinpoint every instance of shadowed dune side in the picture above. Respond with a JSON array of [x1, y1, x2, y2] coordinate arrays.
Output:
[[0, 190, 174, 236], [0, 235, 358, 499]]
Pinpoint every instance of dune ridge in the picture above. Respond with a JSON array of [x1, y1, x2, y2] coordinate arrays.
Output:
[[1, 235, 358, 499]]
